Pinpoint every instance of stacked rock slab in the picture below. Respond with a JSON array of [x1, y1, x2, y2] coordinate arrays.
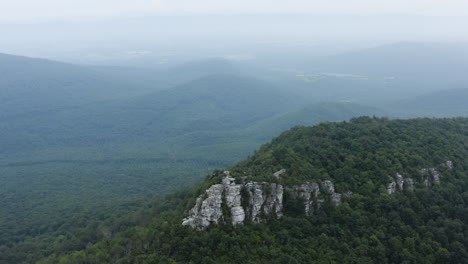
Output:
[[288, 182, 320, 215], [245, 182, 284, 222], [183, 175, 347, 229], [183, 173, 284, 230]]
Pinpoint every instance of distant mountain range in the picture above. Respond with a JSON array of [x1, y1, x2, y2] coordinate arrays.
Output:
[[1, 42, 468, 263]]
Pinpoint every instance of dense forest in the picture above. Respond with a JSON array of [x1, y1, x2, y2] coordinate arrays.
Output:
[[2, 44, 468, 263], [36, 117, 468, 264]]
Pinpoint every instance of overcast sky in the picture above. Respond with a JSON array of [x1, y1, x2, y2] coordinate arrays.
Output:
[[2, 0, 468, 22]]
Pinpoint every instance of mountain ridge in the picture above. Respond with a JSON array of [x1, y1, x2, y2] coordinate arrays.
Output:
[[46, 117, 468, 264]]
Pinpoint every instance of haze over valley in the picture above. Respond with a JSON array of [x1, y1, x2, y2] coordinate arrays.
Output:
[[1, 1, 468, 263]]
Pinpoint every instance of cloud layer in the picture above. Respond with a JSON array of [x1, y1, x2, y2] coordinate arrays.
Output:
[[2, 0, 468, 22]]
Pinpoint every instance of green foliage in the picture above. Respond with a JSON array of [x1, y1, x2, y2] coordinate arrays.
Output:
[[44, 117, 468, 263], [0, 71, 384, 263]]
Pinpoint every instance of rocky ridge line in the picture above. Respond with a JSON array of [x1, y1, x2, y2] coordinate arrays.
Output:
[[184, 161, 453, 230]]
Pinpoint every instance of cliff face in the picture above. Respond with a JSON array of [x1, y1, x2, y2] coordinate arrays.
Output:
[[183, 161, 453, 230], [183, 171, 344, 230], [182, 172, 286, 229]]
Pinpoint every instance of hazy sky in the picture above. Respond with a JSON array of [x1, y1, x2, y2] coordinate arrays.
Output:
[[2, 0, 468, 22]]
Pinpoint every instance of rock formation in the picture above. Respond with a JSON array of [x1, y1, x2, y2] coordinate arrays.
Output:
[[183, 176, 343, 229], [387, 161, 453, 194], [273, 169, 286, 178], [288, 182, 320, 215], [184, 161, 453, 229]]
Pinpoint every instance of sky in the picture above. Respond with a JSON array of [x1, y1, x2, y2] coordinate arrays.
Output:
[[2, 0, 468, 22]]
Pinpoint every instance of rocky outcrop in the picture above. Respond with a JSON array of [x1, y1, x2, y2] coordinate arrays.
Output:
[[321, 180, 335, 194], [387, 179, 397, 194], [183, 173, 285, 230], [184, 161, 454, 229], [183, 176, 344, 229], [387, 161, 453, 194], [245, 182, 283, 222], [404, 178, 415, 191], [441, 161, 454, 170], [420, 160, 454, 186], [420, 168, 441, 185], [288, 182, 320, 215]]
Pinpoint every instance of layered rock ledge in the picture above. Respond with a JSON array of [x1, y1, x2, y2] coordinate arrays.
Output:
[[183, 171, 344, 230]]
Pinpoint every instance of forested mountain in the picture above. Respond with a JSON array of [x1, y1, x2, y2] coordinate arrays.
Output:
[[0, 54, 384, 263], [2, 43, 468, 263], [388, 88, 468, 117], [0, 53, 170, 120], [43, 117, 468, 263]]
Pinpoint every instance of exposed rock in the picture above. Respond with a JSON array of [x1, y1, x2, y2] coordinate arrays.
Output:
[[395, 173, 404, 191], [321, 180, 335, 194], [440, 161, 454, 170], [330, 193, 342, 205], [185, 161, 453, 229], [231, 206, 246, 225], [316, 199, 325, 210], [420, 168, 441, 184], [273, 169, 286, 178], [264, 183, 284, 218], [423, 179, 430, 187], [387, 161, 453, 196], [225, 184, 245, 225], [387, 177, 397, 194], [182, 183, 225, 229], [432, 169, 441, 184], [404, 178, 415, 191], [388, 174, 417, 193], [290, 182, 320, 215], [245, 182, 283, 222], [184, 177, 343, 229]]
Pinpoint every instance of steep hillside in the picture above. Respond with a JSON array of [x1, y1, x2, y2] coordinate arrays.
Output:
[[48, 117, 468, 264]]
